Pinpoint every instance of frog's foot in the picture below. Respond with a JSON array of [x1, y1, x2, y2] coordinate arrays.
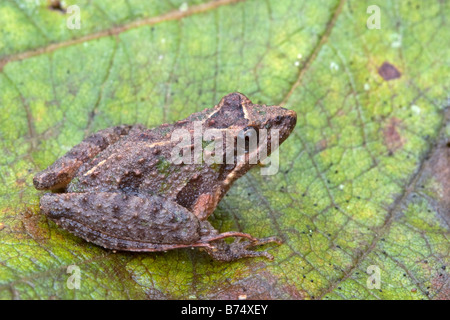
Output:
[[200, 232, 282, 261]]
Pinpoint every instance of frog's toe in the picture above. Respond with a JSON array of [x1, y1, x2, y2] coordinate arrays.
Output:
[[246, 236, 283, 247]]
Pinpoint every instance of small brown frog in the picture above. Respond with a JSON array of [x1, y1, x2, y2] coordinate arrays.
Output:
[[34, 93, 297, 261]]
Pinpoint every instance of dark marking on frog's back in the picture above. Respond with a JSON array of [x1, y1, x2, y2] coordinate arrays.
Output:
[[119, 171, 145, 193], [209, 93, 249, 128], [378, 61, 401, 81], [137, 132, 153, 141], [176, 175, 205, 209]]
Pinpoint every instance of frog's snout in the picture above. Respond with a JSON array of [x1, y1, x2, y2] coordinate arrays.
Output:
[[288, 110, 297, 130], [286, 109, 297, 128], [277, 108, 297, 142]]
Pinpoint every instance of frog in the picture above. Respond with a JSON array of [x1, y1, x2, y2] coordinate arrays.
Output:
[[33, 92, 297, 261]]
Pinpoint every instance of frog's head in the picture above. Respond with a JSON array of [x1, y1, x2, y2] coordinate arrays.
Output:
[[208, 92, 297, 154]]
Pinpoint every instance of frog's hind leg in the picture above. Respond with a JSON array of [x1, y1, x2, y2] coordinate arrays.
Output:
[[198, 221, 282, 261], [39, 191, 205, 252], [34, 125, 142, 190], [40, 191, 281, 260]]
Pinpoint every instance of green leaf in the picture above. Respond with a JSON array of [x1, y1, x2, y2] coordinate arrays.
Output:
[[0, 0, 448, 300]]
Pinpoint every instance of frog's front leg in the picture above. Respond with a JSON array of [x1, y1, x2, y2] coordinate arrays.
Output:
[[33, 124, 144, 190]]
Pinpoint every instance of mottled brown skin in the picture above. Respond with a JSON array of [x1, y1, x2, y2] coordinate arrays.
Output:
[[34, 93, 297, 261]]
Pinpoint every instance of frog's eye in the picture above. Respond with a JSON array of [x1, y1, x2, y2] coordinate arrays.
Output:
[[237, 126, 259, 154]]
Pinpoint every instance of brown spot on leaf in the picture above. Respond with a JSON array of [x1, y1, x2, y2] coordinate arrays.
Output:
[[209, 276, 275, 300], [378, 62, 401, 81], [16, 178, 26, 187], [428, 137, 450, 222], [48, 0, 66, 13], [413, 108, 450, 226], [283, 284, 306, 299], [21, 207, 50, 241], [316, 139, 328, 152], [336, 109, 346, 117], [207, 267, 277, 299], [383, 117, 405, 154], [431, 271, 449, 300], [207, 267, 308, 299], [0, 223, 5, 231]]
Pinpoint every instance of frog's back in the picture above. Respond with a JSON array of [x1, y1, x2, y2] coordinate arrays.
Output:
[[66, 131, 172, 193], [66, 108, 218, 195]]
